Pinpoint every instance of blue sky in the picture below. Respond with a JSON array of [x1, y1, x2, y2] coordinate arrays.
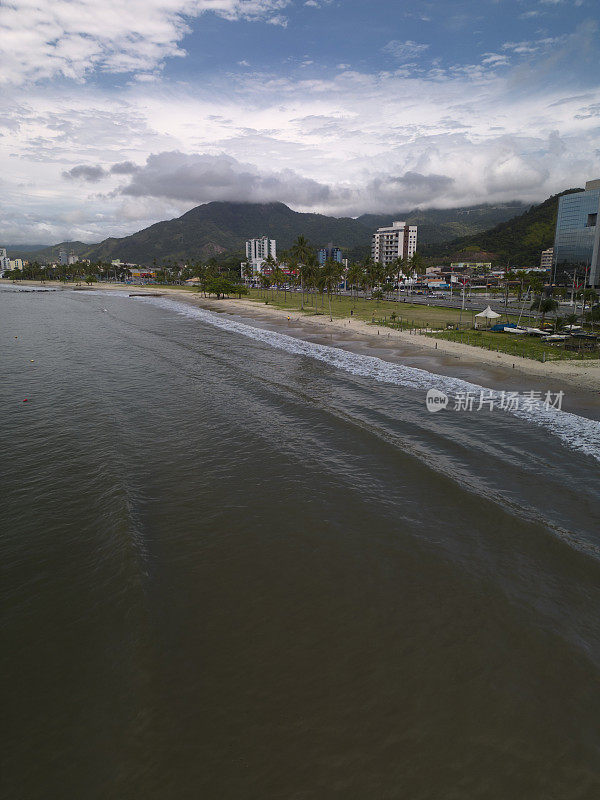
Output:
[[1, 0, 599, 243]]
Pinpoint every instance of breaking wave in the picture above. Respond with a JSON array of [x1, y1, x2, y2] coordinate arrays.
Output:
[[138, 297, 600, 463]]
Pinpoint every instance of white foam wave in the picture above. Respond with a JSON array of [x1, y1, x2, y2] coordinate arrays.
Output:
[[139, 297, 600, 462]]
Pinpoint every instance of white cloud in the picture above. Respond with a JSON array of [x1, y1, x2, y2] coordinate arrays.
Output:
[[0, 0, 290, 86], [1, 12, 600, 243], [382, 40, 430, 61]]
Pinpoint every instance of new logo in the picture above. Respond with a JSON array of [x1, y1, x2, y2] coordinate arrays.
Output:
[[426, 389, 449, 413]]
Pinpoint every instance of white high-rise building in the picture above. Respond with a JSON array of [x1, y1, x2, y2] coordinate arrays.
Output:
[[372, 221, 418, 267], [243, 236, 276, 276], [0, 247, 11, 275]]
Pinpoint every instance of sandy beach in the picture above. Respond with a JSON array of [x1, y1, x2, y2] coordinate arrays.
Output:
[[4, 280, 600, 393]]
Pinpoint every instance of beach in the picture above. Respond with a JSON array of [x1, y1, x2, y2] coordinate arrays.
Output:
[[16, 281, 600, 392], [10, 281, 597, 393]]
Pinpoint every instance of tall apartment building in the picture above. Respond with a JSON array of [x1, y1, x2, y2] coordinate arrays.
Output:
[[0, 247, 11, 275], [317, 244, 342, 266], [244, 236, 276, 275], [59, 250, 77, 266], [371, 221, 418, 267], [553, 179, 600, 287]]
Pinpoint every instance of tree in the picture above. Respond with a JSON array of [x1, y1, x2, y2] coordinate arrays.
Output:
[[390, 256, 406, 300], [259, 272, 271, 298], [382, 281, 395, 300], [289, 235, 314, 310], [242, 262, 253, 284], [530, 296, 558, 325], [206, 276, 236, 299], [513, 270, 528, 302], [409, 251, 426, 295], [321, 258, 343, 320], [301, 260, 319, 308], [346, 263, 363, 299]]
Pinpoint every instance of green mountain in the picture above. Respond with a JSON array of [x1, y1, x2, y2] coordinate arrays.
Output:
[[357, 202, 528, 245], [5, 199, 536, 266], [85, 202, 373, 264], [423, 190, 583, 265], [7, 241, 91, 262]]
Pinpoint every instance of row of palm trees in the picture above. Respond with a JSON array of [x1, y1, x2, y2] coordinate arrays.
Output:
[[241, 235, 428, 319]]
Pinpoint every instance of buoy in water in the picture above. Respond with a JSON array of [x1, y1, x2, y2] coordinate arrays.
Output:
[[30, 360, 34, 363], [23, 398, 28, 402]]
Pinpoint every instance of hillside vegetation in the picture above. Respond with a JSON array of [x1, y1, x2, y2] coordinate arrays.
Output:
[[423, 189, 582, 264], [9, 200, 528, 265]]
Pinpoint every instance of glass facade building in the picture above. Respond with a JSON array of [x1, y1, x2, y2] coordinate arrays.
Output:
[[553, 181, 600, 286]]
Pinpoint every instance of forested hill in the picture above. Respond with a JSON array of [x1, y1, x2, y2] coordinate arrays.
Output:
[[422, 189, 583, 264], [9, 200, 527, 265]]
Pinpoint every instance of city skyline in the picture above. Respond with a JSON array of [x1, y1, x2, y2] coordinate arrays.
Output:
[[1, 0, 599, 244]]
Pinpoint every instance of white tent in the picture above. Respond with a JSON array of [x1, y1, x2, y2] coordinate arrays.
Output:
[[474, 305, 501, 328]]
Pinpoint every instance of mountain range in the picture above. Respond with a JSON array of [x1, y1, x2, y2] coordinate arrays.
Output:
[[7, 190, 579, 267], [421, 189, 582, 264], [7, 200, 529, 265]]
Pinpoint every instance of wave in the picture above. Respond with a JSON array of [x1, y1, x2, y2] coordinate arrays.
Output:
[[136, 296, 600, 463]]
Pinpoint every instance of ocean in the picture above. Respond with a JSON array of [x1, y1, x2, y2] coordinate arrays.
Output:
[[2, 285, 600, 799]]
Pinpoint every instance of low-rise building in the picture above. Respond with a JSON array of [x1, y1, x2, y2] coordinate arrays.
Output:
[[540, 248, 554, 269], [450, 262, 492, 271]]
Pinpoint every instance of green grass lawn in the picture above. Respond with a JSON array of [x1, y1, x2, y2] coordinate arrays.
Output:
[[239, 288, 599, 362], [424, 328, 599, 362], [242, 288, 510, 329]]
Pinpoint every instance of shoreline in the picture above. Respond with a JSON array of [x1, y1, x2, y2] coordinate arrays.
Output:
[[3, 279, 600, 392]]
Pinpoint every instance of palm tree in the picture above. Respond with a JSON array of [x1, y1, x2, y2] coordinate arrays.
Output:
[[391, 256, 406, 301], [262, 254, 277, 299], [531, 296, 559, 326], [409, 251, 426, 295], [321, 258, 344, 320], [303, 260, 319, 309], [289, 235, 314, 310], [346, 262, 363, 299], [513, 270, 528, 302], [564, 312, 579, 326], [241, 262, 253, 285], [259, 272, 271, 298], [364, 258, 382, 297], [272, 262, 286, 300]]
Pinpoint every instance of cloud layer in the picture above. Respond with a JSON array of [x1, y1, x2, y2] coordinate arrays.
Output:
[[1, 1, 599, 243], [0, 0, 289, 85]]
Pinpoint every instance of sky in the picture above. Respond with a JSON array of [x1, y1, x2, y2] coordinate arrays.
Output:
[[1, 0, 600, 244]]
